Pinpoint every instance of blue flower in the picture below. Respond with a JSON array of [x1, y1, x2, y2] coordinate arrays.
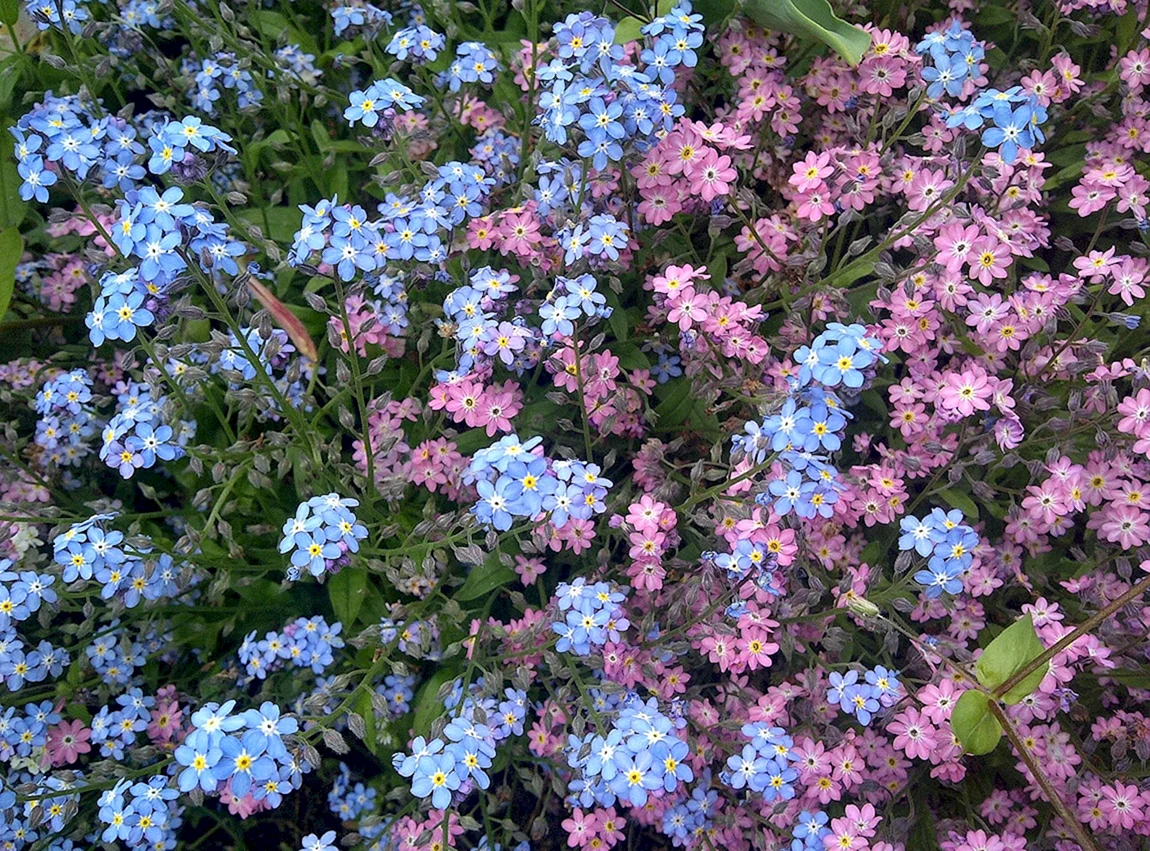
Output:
[[898, 515, 936, 557], [146, 131, 184, 175], [586, 214, 628, 260], [768, 470, 805, 516], [17, 156, 56, 202], [216, 730, 276, 797], [175, 740, 223, 792], [410, 751, 461, 809], [981, 101, 1035, 164], [914, 556, 965, 598], [725, 743, 770, 791], [813, 336, 874, 388], [609, 749, 660, 806], [841, 684, 880, 725], [827, 669, 859, 707], [651, 737, 693, 791], [300, 831, 338, 851]]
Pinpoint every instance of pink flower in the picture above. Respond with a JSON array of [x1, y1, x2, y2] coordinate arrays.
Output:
[[968, 236, 1011, 285], [498, 209, 542, 256], [796, 191, 835, 222], [1108, 257, 1148, 306], [46, 719, 91, 766], [562, 807, 593, 847], [147, 700, 183, 743], [1073, 246, 1118, 281], [1117, 388, 1150, 437], [692, 148, 737, 201], [937, 368, 993, 418], [887, 707, 937, 760], [789, 151, 834, 192], [1098, 504, 1150, 549], [934, 221, 980, 272]]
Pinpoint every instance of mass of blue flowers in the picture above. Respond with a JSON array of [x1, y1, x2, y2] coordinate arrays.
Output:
[[898, 507, 981, 597], [279, 494, 368, 579]]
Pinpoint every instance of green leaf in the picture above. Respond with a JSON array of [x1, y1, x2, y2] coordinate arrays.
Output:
[[237, 206, 304, 244], [311, 119, 332, 152], [328, 568, 368, 627], [975, 5, 1017, 26], [0, 56, 22, 112], [741, 0, 871, 66], [708, 250, 728, 285], [0, 228, 23, 323], [606, 293, 629, 342], [0, 158, 27, 230], [822, 257, 875, 290], [938, 488, 978, 520], [0, 0, 19, 27], [951, 690, 1002, 755], [455, 553, 516, 602], [614, 16, 644, 45], [412, 667, 458, 737], [974, 614, 1049, 704], [695, 0, 738, 26]]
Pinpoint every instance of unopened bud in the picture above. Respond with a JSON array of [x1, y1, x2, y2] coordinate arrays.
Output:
[[846, 596, 880, 618]]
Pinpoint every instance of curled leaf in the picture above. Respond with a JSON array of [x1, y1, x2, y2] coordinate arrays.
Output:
[[246, 276, 319, 362], [741, 0, 871, 66]]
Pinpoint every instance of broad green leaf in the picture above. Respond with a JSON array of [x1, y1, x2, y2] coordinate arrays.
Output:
[[0, 56, 22, 112], [0, 0, 18, 27], [0, 159, 27, 230], [412, 667, 458, 737], [975, 6, 1016, 26], [311, 119, 332, 152], [0, 228, 23, 323], [606, 292, 629, 342], [741, 0, 871, 66], [822, 257, 875, 289], [975, 614, 1049, 704], [328, 568, 368, 627], [951, 690, 1002, 755], [614, 17, 644, 45], [352, 689, 379, 754], [938, 488, 978, 520], [455, 552, 516, 602], [237, 206, 304, 243], [708, 250, 728, 285]]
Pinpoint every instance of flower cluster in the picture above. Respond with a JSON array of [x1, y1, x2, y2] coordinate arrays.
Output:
[[173, 699, 300, 801], [565, 696, 694, 809], [899, 509, 982, 597], [827, 666, 903, 726], [552, 577, 629, 656], [278, 494, 367, 578], [238, 615, 344, 679], [466, 435, 610, 533], [394, 682, 527, 809]]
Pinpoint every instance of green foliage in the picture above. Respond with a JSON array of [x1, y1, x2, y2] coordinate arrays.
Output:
[[329, 568, 369, 626], [0, 227, 22, 323], [975, 614, 1049, 704], [741, 0, 872, 65], [455, 552, 517, 602], [951, 689, 1003, 755], [952, 615, 1049, 755]]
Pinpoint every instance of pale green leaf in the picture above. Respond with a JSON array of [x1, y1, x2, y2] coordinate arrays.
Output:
[[741, 0, 871, 66], [951, 690, 1003, 755]]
